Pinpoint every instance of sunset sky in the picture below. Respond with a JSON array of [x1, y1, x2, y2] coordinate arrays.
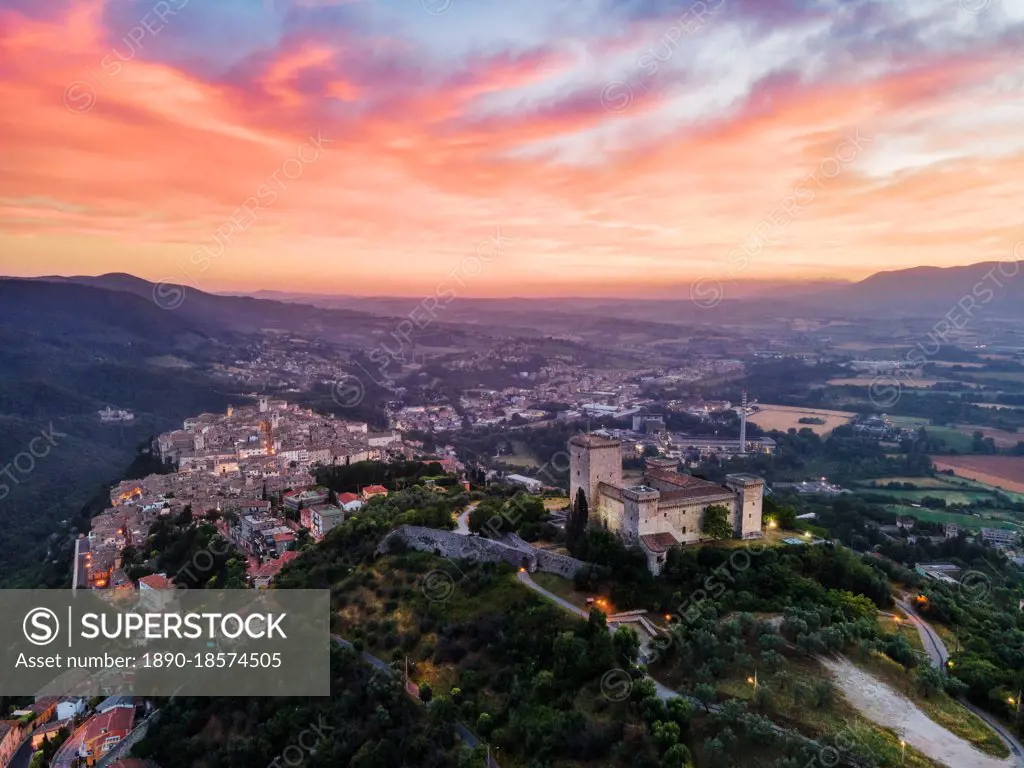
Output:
[[1, 0, 1023, 297]]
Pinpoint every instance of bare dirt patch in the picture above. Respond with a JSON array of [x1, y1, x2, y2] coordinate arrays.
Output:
[[748, 404, 854, 435], [932, 456, 1024, 493], [953, 425, 1023, 449], [822, 657, 1014, 768]]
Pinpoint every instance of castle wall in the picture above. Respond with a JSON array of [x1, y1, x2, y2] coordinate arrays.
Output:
[[598, 493, 625, 535], [647, 495, 737, 543], [378, 526, 533, 570], [622, 489, 658, 545], [378, 526, 588, 578]]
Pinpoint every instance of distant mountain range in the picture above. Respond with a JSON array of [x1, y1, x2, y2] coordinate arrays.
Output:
[[22, 273, 401, 339], [5, 262, 1024, 342], [226, 260, 1024, 323]]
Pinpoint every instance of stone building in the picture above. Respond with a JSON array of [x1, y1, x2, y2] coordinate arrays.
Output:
[[568, 433, 764, 574]]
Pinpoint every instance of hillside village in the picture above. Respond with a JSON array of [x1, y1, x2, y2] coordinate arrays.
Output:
[[74, 398, 461, 595]]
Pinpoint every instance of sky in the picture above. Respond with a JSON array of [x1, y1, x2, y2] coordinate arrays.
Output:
[[0, 0, 1023, 297]]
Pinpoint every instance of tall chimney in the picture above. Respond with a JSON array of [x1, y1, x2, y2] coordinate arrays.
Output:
[[739, 390, 747, 454]]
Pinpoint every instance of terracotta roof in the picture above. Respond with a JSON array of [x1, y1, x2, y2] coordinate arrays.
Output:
[[138, 574, 173, 590], [645, 470, 731, 500], [252, 551, 300, 580], [83, 706, 135, 745], [337, 492, 360, 504], [640, 532, 680, 553], [660, 487, 735, 502], [646, 469, 713, 488]]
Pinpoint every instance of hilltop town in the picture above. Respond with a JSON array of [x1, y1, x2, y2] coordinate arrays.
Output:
[[74, 397, 457, 596]]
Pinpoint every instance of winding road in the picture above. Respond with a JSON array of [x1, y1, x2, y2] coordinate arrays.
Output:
[[454, 508, 1023, 765], [896, 597, 1024, 765]]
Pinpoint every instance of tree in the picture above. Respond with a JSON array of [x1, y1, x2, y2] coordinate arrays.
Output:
[[567, 488, 589, 553], [663, 743, 693, 768], [694, 683, 717, 712], [666, 696, 693, 728], [418, 682, 433, 703], [914, 664, 944, 698], [701, 505, 733, 540], [761, 650, 784, 674], [614, 625, 641, 666], [651, 720, 681, 750]]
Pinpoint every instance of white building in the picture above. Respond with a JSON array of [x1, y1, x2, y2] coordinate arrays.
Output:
[[506, 474, 543, 493], [981, 527, 1018, 548]]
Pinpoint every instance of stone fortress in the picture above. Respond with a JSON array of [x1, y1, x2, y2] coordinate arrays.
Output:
[[569, 433, 764, 574]]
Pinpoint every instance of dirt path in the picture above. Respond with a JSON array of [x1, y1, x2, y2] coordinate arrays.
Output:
[[822, 657, 1015, 768]]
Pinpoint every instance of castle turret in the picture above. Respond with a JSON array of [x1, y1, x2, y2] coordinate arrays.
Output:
[[724, 473, 764, 539], [568, 434, 623, 522]]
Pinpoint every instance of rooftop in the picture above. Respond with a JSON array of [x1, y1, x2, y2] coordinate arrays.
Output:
[[568, 434, 621, 448], [640, 532, 680, 553], [138, 573, 173, 590]]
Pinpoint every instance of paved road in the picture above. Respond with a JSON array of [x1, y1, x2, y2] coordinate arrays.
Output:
[[455, 503, 476, 535], [896, 597, 1024, 764], [515, 569, 882, 765], [9, 738, 32, 768], [517, 570, 714, 707], [895, 598, 949, 668], [516, 570, 588, 618], [51, 720, 87, 768]]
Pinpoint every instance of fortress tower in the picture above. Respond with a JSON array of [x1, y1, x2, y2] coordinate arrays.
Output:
[[724, 473, 765, 539], [568, 434, 622, 519]]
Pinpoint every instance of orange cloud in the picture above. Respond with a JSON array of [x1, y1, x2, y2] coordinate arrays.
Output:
[[0, 0, 1021, 297]]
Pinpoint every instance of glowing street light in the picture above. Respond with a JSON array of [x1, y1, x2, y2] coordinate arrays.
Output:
[[899, 739, 906, 765]]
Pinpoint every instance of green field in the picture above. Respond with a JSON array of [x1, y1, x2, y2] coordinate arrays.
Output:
[[920, 426, 977, 452], [882, 505, 1019, 530], [961, 371, 1024, 384], [500, 440, 540, 469], [948, 476, 1024, 504], [856, 477, 964, 490], [863, 489, 992, 505], [858, 474, 1024, 505]]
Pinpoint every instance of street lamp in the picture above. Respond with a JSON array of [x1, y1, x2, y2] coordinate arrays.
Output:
[[899, 739, 906, 765]]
